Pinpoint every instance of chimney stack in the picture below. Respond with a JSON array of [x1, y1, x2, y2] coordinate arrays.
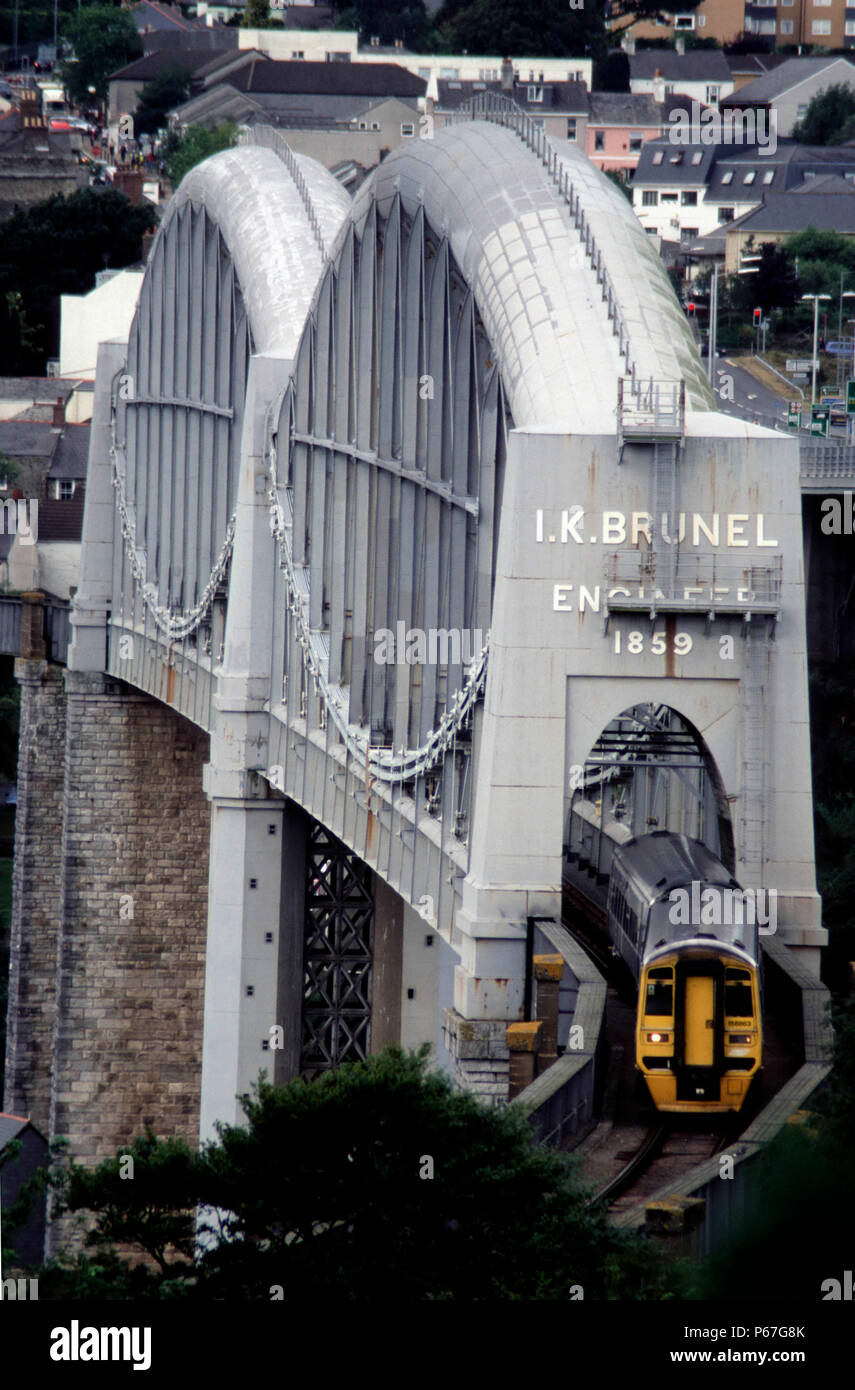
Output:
[[501, 57, 514, 91], [52, 396, 65, 428], [675, 35, 686, 55]]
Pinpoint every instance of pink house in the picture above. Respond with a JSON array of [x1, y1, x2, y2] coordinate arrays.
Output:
[[586, 92, 662, 175]]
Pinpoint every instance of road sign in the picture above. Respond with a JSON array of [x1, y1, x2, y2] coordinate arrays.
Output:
[[786, 359, 818, 372], [787, 402, 800, 429], [825, 342, 855, 356], [810, 406, 830, 438], [847, 379, 855, 415]]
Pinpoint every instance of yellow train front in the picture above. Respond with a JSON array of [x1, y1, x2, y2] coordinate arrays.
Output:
[[607, 832, 763, 1115]]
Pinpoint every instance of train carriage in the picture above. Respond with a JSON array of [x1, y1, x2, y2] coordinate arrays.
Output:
[[608, 831, 763, 1113]]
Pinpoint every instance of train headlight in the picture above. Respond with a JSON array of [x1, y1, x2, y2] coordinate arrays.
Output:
[[728, 1034, 752, 1044], [646, 1031, 670, 1043]]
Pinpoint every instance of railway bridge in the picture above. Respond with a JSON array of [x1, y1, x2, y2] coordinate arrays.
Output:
[[3, 112, 825, 1201]]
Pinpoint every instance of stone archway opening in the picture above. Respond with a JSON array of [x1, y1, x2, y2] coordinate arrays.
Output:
[[569, 701, 734, 870]]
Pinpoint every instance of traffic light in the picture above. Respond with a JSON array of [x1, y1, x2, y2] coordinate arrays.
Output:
[[753, 307, 761, 324], [688, 302, 695, 316]]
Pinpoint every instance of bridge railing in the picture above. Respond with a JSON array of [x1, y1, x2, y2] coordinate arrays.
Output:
[[603, 550, 783, 612], [0, 593, 71, 664], [238, 126, 326, 258], [800, 441, 855, 484], [447, 91, 639, 386]]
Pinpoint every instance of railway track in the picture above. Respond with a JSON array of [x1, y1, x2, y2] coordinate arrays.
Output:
[[585, 1126, 666, 1207]]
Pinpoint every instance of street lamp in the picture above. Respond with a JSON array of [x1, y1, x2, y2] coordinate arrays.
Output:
[[801, 293, 831, 407]]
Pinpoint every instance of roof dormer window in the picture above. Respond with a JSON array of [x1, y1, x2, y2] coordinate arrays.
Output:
[[527, 85, 544, 102]]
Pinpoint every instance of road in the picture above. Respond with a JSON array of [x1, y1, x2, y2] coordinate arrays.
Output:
[[701, 352, 851, 438]]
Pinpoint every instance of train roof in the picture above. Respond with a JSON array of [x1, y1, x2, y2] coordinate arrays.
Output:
[[612, 831, 738, 903]]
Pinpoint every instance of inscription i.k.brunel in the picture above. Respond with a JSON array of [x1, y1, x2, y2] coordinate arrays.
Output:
[[534, 509, 780, 549]]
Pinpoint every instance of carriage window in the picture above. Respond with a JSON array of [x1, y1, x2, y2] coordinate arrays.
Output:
[[645, 979, 673, 1015], [725, 968, 753, 1017]]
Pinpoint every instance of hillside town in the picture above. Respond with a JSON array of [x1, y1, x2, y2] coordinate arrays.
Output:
[[0, 0, 854, 1353]]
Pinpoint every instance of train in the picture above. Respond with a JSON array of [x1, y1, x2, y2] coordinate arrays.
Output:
[[568, 799, 763, 1115]]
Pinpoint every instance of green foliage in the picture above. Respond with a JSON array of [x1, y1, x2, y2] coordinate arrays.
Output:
[[808, 660, 855, 982], [332, 0, 428, 47], [792, 83, 855, 145], [134, 65, 191, 137], [430, 0, 606, 62], [60, 4, 142, 103], [605, 169, 632, 202], [0, 0, 87, 48], [0, 188, 156, 374], [688, 993, 855, 1301], [730, 240, 799, 318], [163, 121, 239, 188], [242, 0, 276, 25], [47, 1047, 676, 1300], [784, 227, 855, 299]]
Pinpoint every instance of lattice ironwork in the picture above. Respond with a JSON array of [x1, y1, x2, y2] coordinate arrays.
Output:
[[300, 822, 374, 1079]]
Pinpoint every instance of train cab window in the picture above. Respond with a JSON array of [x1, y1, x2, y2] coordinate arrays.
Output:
[[645, 969, 673, 1016], [725, 968, 753, 1017]]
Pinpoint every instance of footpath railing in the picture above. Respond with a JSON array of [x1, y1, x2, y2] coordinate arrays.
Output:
[[0, 592, 71, 664]]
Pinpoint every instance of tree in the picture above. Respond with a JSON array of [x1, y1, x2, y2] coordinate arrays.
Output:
[[241, 0, 275, 26], [163, 121, 239, 188], [43, 1048, 677, 1300], [60, 4, 142, 103], [134, 65, 191, 137], [0, 188, 156, 374], [784, 228, 855, 300], [729, 240, 799, 318], [430, 0, 606, 62], [332, 0, 428, 47], [792, 83, 855, 145]]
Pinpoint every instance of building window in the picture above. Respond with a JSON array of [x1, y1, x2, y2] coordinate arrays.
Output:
[[812, 19, 832, 31], [440, 67, 459, 78], [291, 50, 304, 59], [719, 207, 735, 222], [401, 122, 415, 136], [566, 118, 577, 138], [56, 479, 75, 500], [661, 192, 678, 202], [595, 131, 605, 150], [371, 121, 380, 131], [680, 227, 699, 242], [744, 170, 756, 183], [796, 103, 808, 118], [705, 85, 720, 103], [652, 150, 664, 164], [846, 19, 855, 32], [664, 83, 675, 95], [781, 0, 793, 5], [327, 52, 351, 62], [418, 67, 431, 79], [527, 84, 544, 102], [531, 117, 544, 128], [674, 13, 696, 27], [642, 189, 659, 205], [698, 14, 706, 25], [478, 67, 499, 80], [691, 150, 703, 164], [629, 135, 642, 152], [814, 0, 832, 6], [780, 18, 794, 30], [682, 190, 698, 205], [763, 169, 775, 183]]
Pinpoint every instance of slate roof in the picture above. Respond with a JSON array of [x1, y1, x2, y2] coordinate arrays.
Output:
[[436, 77, 588, 114], [48, 425, 90, 480], [132, 1, 202, 32], [587, 92, 661, 126], [633, 139, 717, 184], [0, 378, 78, 402], [36, 497, 85, 541], [720, 56, 855, 106], [110, 45, 234, 82], [0, 1112, 30, 1148], [0, 421, 61, 459], [728, 188, 855, 233], [726, 53, 787, 78], [228, 59, 426, 98], [630, 49, 732, 83]]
